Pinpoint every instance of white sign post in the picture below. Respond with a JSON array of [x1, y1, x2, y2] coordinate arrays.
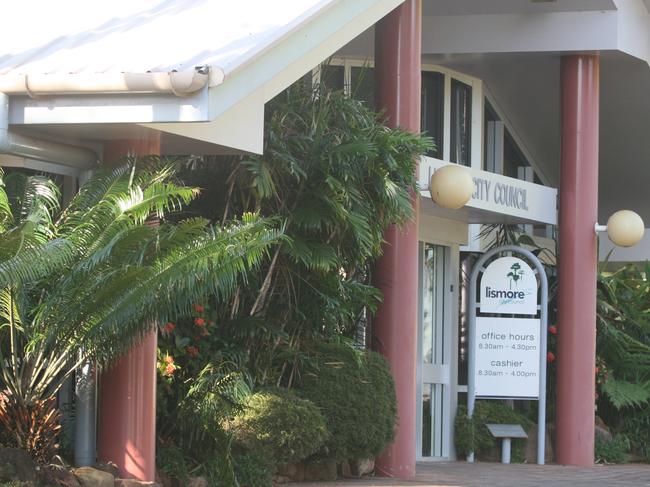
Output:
[[467, 246, 548, 465]]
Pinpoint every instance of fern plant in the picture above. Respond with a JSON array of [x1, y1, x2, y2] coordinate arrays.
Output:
[[596, 264, 650, 411], [0, 161, 281, 459]]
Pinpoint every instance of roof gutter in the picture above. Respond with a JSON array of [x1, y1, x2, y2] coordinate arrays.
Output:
[[0, 93, 98, 169], [0, 66, 216, 97]]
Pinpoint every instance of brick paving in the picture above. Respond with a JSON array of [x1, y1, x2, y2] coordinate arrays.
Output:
[[303, 462, 650, 487]]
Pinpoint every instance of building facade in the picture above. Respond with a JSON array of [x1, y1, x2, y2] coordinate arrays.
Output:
[[2, 0, 650, 480]]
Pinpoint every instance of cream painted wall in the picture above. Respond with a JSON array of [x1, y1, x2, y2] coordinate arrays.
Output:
[[419, 213, 469, 247]]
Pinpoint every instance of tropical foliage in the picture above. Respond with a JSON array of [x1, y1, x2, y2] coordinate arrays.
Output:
[[167, 80, 429, 386], [596, 264, 650, 409], [156, 79, 428, 484], [0, 161, 280, 460]]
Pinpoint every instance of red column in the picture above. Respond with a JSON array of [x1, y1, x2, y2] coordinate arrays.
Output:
[[98, 134, 161, 481], [373, 0, 421, 478], [556, 55, 599, 466]]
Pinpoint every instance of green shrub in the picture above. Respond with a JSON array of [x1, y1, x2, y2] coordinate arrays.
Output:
[[232, 450, 275, 487], [296, 341, 397, 461], [595, 434, 630, 464], [156, 444, 189, 484], [621, 408, 650, 461], [227, 388, 328, 465], [195, 452, 238, 487], [455, 401, 533, 462]]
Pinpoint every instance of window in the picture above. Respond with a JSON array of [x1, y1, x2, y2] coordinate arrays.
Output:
[[316, 63, 479, 168], [450, 79, 472, 166], [320, 65, 344, 92], [484, 101, 502, 174], [421, 72, 444, 159], [503, 129, 528, 179], [350, 66, 375, 110]]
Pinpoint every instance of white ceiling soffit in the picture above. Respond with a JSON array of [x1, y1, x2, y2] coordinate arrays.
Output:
[[423, 0, 616, 16], [422, 0, 650, 67], [143, 0, 405, 153]]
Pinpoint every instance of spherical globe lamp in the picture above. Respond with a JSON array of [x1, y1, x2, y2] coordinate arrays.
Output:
[[428, 164, 474, 210], [606, 210, 645, 247]]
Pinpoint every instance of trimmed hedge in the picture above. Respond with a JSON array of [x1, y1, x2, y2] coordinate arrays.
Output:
[[232, 450, 275, 487], [296, 341, 397, 461], [228, 387, 328, 465]]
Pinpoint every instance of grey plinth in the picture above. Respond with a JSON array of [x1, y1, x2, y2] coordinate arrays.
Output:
[[486, 423, 528, 464]]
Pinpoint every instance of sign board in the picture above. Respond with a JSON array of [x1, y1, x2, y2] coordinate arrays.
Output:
[[419, 157, 558, 225], [485, 424, 528, 439], [474, 317, 541, 399], [467, 245, 548, 465], [480, 257, 537, 315]]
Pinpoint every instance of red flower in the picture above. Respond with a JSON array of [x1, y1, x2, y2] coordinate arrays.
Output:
[[595, 367, 600, 374], [164, 364, 175, 376], [548, 325, 557, 335], [164, 355, 174, 365], [194, 317, 206, 327], [547, 351, 556, 363], [186, 346, 199, 358], [193, 304, 205, 313], [163, 322, 176, 333]]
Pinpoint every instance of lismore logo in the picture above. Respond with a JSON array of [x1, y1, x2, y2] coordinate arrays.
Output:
[[480, 257, 537, 315], [507, 262, 523, 289]]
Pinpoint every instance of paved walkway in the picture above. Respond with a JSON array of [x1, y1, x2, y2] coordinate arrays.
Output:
[[303, 462, 650, 487]]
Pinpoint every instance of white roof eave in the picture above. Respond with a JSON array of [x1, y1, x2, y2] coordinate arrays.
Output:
[[3, 0, 406, 154], [142, 0, 406, 154]]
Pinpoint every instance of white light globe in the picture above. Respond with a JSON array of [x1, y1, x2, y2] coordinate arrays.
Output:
[[428, 164, 474, 210], [607, 210, 645, 247]]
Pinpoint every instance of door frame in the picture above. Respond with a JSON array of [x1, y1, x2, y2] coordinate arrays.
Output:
[[416, 240, 461, 461]]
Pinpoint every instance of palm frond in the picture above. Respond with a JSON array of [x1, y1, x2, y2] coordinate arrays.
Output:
[[0, 162, 283, 407], [601, 377, 650, 409], [0, 169, 13, 232], [4, 172, 59, 228], [0, 238, 75, 288], [35, 215, 281, 376]]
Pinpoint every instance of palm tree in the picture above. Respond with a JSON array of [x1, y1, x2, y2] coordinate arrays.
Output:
[[0, 160, 281, 459]]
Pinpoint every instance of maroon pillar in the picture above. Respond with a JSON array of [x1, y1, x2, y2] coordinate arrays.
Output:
[[373, 0, 421, 478], [98, 135, 161, 481], [556, 55, 599, 466]]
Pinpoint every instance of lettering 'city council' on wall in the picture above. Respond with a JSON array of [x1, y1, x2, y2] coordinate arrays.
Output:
[[419, 157, 558, 225], [473, 177, 529, 211]]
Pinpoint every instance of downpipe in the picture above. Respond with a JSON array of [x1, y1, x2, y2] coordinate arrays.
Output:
[[0, 91, 98, 463], [75, 360, 97, 467]]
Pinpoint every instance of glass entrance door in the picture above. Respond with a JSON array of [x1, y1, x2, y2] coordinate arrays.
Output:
[[417, 243, 452, 459]]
